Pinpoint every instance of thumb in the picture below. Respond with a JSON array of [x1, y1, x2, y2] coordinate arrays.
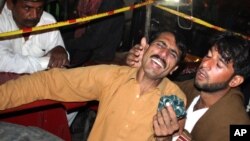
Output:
[[140, 37, 149, 50]]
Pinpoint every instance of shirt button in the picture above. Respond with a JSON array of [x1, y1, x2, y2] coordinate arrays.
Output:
[[125, 124, 129, 128], [136, 95, 140, 98]]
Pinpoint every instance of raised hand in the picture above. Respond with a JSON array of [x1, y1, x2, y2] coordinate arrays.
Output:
[[126, 37, 148, 68]]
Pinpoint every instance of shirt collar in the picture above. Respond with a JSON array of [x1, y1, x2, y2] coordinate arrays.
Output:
[[127, 67, 170, 96], [157, 78, 170, 91], [127, 67, 138, 80]]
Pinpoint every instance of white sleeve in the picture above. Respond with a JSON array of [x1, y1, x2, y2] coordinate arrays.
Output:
[[0, 11, 67, 74], [0, 42, 49, 73], [41, 29, 69, 61], [40, 12, 65, 52]]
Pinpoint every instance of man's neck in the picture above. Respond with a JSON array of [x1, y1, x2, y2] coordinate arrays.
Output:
[[23, 33, 31, 41], [194, 88, 230, 111], [136, 69, 162, 95]]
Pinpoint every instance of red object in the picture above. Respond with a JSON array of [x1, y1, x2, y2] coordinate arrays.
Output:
[[0, 72, 88, 141], [0, 100, 88, 141]]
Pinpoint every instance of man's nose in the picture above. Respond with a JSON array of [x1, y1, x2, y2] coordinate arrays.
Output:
[[29, 9, 38, 19], [201, 58, 214, 70], [159, 48, 170, 58]]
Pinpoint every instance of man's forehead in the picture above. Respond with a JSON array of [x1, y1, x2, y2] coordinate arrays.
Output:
[[159, 32, 174, 38], [158, 33, 178, 48], [160, 33, 176, 42], [21, 0, 46, 5]]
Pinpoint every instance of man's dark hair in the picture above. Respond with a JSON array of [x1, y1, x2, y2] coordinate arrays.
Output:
[[210, 32, 250, 78], [149, 30, 187, 64], [11, 0, 18, 4], [12, 0, 45, 4]]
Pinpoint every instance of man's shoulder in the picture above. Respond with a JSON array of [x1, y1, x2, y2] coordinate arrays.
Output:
[[39, 11, 57, 25], [222, 88, 245, 108], [79, 65, 136, 86], [163, 78, 187, 95], [0, 5, 15, 32], [91, 64, 135, 75], [160, 78, 188, 105], [207, 89, 249, 123], [163, 78, 184, 90], [83, 64, 133, 73], [175, 79, 196, 92]]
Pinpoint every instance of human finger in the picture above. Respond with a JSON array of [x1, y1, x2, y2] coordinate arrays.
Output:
[[165, 103, 179, 130], [140, 37, 149, 50]]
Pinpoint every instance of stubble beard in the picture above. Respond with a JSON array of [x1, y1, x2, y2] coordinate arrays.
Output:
[[194, 76, 232, 93]]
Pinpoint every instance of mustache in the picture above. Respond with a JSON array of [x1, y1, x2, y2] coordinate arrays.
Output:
[[25, 19, 40, 25], [150, 54, 166, 68]]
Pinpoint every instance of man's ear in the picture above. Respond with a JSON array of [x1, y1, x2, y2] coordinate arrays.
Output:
[[170, 66, 179, 75], [229, 75, 244, 87]]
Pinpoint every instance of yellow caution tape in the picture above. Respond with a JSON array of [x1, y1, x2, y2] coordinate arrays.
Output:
[[154, 4, 250, 40], [0, 0, 154, 38], [1, 0, 249, 41]]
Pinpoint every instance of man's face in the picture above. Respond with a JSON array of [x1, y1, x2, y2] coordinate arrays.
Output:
[[141, 32, 180, 80], [194, 46, 235, 92], [11, 0, 44, 28]]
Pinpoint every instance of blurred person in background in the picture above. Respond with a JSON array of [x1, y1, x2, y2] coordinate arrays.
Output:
[[63, 0, 125, 67]]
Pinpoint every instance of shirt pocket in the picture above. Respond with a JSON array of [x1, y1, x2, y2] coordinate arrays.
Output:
[[23, 38, 47, 57]]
